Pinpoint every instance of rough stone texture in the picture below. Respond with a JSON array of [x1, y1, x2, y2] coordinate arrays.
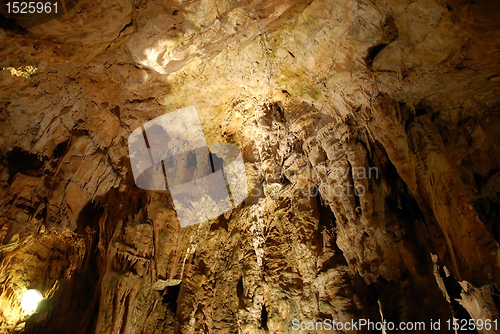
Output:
[[0, 0, 500, 333]]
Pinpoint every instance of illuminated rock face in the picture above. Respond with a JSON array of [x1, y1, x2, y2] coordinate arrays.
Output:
[[0, 0, 500, 333]]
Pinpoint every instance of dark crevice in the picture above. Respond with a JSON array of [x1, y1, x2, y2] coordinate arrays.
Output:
[[211, 153, 224, 173], [0, 13, 27, 33], [365, 44, 388, 70], [76, 201, 104, 236], [316, 191, 347, 271], [111, 106, 121, 118], [440, 267, 479, 333], [210, 213, 229, 231], [260, 304, 269, 331], [186, 151, 197, 168], [348, 164, 362, 208], [364, 14, 398, 71], [52, 140, 70, 159], [162, 284, 181, 314], [237, 276, 245, 308], [6, 147, 44, 183], [474, 197, 500, 245]]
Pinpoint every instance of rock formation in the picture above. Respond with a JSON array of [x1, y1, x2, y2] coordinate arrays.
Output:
[[0, 0, 499, 333]]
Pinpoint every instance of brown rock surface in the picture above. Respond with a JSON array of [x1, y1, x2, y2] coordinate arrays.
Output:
[[1, 0, 500, 333]]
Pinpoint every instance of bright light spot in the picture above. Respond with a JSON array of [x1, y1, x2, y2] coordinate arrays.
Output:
[[2, 65, 38, 78], [21, 289, 43, 314]]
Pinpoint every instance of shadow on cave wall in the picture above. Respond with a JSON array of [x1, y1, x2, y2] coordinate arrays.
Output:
[[22, 185, 151, 334]]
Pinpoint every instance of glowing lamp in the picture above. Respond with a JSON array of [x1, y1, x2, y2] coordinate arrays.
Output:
[[21, 289, 43, 314]]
